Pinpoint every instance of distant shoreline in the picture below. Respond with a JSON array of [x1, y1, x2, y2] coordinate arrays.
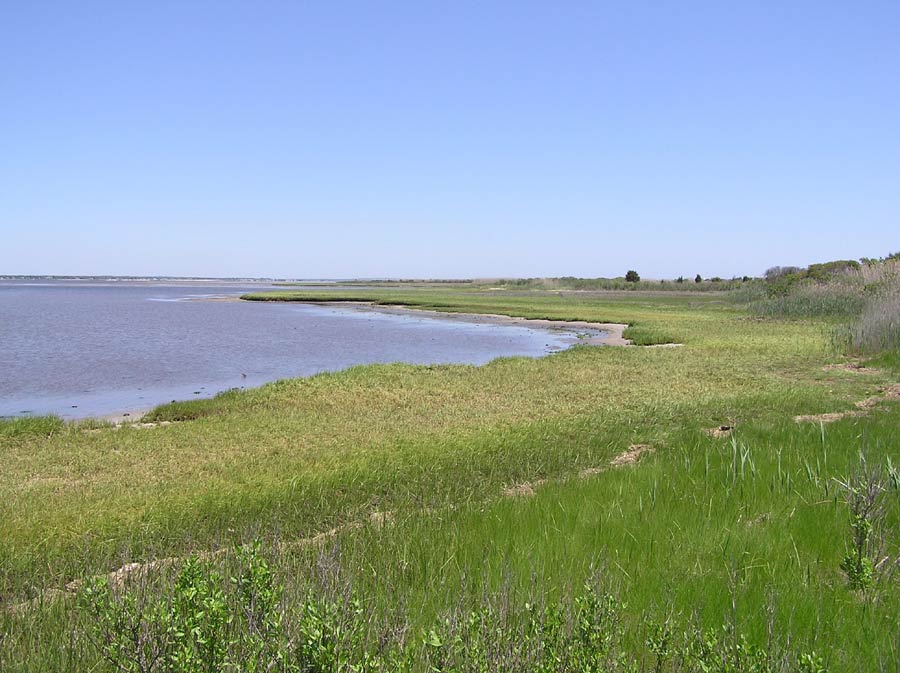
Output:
[[281, 300, 632, 347]]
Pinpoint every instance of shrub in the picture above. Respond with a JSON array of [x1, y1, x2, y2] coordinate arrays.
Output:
[[806, 260, 860, 282], [625, 270, 640, 283], [77, 543, 292, 673], [835, 458, 895, 591]]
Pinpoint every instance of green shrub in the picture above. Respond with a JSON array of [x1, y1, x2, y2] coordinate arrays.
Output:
[[76, 543, 291, 673]]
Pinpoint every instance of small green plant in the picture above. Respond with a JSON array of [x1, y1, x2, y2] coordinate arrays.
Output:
[[77, 576, 171, 673], [798, 651, 827, 673], [835, 459, 887, 591], [644, 616, 672, 673], [231, 540, 291, 672], [168, 557, 229, 673], [571, 581, 626, 672]]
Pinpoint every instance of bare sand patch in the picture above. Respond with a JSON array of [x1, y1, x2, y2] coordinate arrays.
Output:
[[822, 363, 882, 374], [855, 397, 881, 410], [883, 384, 900, 400], [793, 410, 867, 424], [502, 479, 548, 498], [610, 444, 654, 467]]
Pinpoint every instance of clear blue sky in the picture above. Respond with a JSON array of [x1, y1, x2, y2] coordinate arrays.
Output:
[[2, 2, 898, 279]]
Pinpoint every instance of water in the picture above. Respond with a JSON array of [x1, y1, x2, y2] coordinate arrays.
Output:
[[0, 280, 584, 419]]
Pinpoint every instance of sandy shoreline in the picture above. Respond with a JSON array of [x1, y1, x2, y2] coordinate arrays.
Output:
[[302, 301, 632, 346]]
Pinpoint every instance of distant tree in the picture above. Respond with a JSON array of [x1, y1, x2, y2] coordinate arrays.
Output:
[[625, 270, 640, 283], [742, 276, 751, 282], [710, 277, 723, 283], [694, 274, 702, 283], [675, 276, 685, 283]]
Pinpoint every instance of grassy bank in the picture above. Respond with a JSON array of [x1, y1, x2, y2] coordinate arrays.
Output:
[[2, 289, 898, 670]]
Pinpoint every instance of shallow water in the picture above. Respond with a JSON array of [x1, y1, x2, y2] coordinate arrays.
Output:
[[0, 280, 582, 419]]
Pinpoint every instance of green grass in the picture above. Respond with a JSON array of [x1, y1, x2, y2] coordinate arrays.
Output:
[[0, 414, 64, 438], [2, 288, 898, 670]]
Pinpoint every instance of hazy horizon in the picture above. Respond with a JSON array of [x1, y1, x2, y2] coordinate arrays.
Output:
[[3, 2, 897, 279]]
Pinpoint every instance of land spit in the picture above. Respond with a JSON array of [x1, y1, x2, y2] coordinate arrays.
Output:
[[296, 301, 633, 347]]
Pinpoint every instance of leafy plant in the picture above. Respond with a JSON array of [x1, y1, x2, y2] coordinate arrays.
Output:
[[835, 458, 890, 591]]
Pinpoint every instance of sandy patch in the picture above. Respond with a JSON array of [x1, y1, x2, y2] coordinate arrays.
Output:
[[705, 425, 735, 439], [126, 421, 173, 430], [793, 410, 867, 424], [610, 444, 654, 467], [883, 384, 900, 400], [855, 397, 881, 410], [82, 420, 174, 434], [792, 383, 900, 424], [822, 363, 882, 374], [502, 479, 548, 498]]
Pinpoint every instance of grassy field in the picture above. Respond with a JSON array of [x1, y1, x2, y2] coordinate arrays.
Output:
[[2, 288, 898, 671]]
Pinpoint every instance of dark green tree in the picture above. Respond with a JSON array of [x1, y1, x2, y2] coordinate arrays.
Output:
[[625, 270, 640, 283]]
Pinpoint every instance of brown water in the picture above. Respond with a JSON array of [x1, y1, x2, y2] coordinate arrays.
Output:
[[0, 280, 588, 419]]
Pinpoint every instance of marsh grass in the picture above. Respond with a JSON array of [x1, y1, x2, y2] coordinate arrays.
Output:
[[751, 280, 868, 319], [0, 414, 64, 438], [846, 278, 900, 355], [4, 411, 898, 671], [3, 289, 899, 670]]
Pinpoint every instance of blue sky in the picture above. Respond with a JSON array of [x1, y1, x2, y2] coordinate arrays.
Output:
[[2, 2, 898, 279]]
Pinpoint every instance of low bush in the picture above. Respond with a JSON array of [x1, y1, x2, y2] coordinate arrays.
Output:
[[71, 546, 827, 673]]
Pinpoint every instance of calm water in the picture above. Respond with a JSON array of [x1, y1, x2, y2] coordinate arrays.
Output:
[[0, 280, 582, 419]]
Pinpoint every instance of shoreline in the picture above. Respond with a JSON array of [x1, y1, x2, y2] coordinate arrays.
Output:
[[4, 302, 631, 426], [282, 300, 633, 347]]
